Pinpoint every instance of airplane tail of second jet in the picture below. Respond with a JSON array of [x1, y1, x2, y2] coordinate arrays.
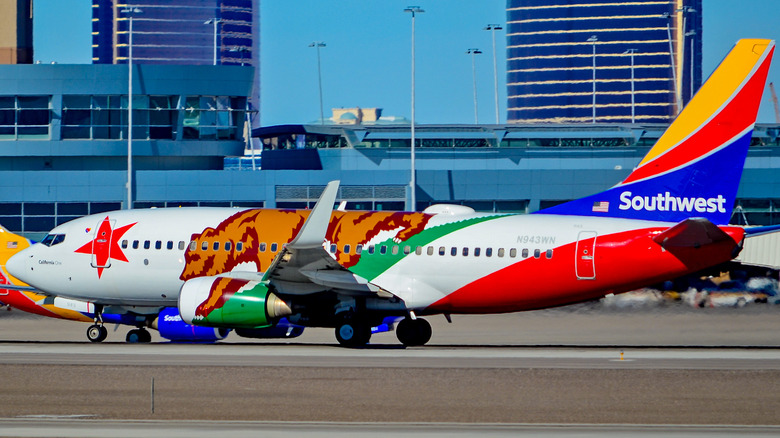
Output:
[[539, 39, 775, 225]]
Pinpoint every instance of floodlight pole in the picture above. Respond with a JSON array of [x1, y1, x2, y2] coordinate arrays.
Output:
[[404, 6, 424, 211]]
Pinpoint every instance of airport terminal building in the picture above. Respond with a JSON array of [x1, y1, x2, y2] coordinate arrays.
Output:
[[0, 63, 779, 237]]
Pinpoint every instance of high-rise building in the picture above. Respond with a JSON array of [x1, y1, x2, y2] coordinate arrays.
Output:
[[0, 0, 33, 64], [91, 0, 259, 117], [507, 0, 702, 124]]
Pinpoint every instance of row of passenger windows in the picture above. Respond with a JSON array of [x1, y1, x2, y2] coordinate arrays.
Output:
[[116, 238, 553, 261], [120, 239, 245, 252], [328, 243, 553, 260]]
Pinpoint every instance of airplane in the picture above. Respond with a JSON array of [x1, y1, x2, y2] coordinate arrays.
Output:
[[5, 39, 775, 347], [0, 224, 304, 342]]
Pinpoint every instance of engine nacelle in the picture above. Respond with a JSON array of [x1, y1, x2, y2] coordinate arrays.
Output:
[[152, 307, 230, 342], [179, 276, 291, 329]]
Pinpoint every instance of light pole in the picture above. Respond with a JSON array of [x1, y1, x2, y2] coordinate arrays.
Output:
[[662, 12, 682, 114], [466, 48, 482, 124], [121, 6, 142, 210], [309, 42, 326, 125], [404, 6, 423, 211], [624, 49, 637, 123], [484, 24, 502, 124], [678, 5, 697, 102], [204, 18, 223, 65], [587, 35, 597, 123]]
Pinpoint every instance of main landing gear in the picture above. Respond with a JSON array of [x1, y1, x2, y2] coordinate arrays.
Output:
[[395, 317, 432, 347], [335, 316, 372, 347], [125, 328, 152, 343]]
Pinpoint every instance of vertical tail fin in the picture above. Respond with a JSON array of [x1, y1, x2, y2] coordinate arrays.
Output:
[[540, 39, 775, 224]]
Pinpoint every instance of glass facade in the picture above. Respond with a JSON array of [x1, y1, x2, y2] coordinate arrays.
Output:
[[0, 95, 51, 139], [507, 0, 702, 124]]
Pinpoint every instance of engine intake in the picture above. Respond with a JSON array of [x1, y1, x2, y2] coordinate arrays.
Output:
[[179, 276, 291, 329]]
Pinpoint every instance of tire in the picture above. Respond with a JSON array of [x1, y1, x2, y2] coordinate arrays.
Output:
[[87, 324, 107, 343], [396, 317, 432, 347], [335, 319, 371, 347], [126, 329, 148, 343]]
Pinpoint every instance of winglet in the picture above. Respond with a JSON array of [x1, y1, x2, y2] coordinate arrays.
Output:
[[288, 180, 340, 249]]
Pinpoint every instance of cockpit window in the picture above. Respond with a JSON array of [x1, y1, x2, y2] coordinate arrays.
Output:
[[40, 234, 66, 247]]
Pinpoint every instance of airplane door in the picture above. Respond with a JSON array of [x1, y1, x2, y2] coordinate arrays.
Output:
[[90, 218, 115, 269], [575, 231, 597, 280]]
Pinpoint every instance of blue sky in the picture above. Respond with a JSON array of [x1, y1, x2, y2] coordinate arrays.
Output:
[[32, 1, 780, 125]]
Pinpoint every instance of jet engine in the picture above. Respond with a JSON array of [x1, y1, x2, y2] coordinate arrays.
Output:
[[179, 276, 292, 329], [151, 307, 230, 342]]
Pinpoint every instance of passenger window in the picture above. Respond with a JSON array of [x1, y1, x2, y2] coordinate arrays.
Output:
[[427, 246, 434, 256], [260, 242, 267, 252], [474, 247, 481, 257], [415, 246, 422, 255], [368, 245, 375, 254], [546, 249, 553, 259], [213, 241, 220, 251], [330, 243, 337, 253], [450, 247, 457, 256], [189, 241, 196, 251], [271, 243, 278, 252], [167, 241, 174, 250], [144, 240, 151, 250], [155, 241, 162, 250], [438, 246, 445, 256], [510, 248, 517, 258], [133, 240, 139, 249], [344, 244, 351, 254], [236, 242, 243, 252], [225, 241, 232, 251], [522, 248, 529, 258], [355, 244, 363, 254], [201, 241, 208, 251], [486, 248, 493, 257], [121, 240, 128, 249], [498, 248, 505, 257], [391, 246, 399, 255], [534, 249, 541, 258], [403, 246, 410, 255], [462, 247, 469, 256], [380, 245, 387, 255], [178, 241, 185, 250]]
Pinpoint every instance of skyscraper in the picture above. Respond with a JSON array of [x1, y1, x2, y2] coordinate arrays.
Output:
[[0, 0, 33, 64], [91, 0, 259, 116], [507, 0, 702, 124]]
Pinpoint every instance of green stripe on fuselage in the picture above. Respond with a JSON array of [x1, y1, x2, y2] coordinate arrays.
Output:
[[349, 214, 505, 281]]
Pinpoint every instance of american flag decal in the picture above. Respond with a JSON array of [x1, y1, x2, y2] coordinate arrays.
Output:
[[592, 201, 609, 213], [7, 241, 17, 249]]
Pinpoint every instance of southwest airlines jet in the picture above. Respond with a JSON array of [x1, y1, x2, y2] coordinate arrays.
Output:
[[6, 39, 775, 347]]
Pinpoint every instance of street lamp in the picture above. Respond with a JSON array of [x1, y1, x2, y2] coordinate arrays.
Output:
[[121, 6, 142, 210], [229, 46, 249, 66], [587, 35, 597, 123], [308, 42, 326, 125], [677, 6, 697, 102], [204, 18, 223, 65], [624, 49, 637, 123], [661, 12, 682, 114], [466, 49, 482, 124], [484, 24, 502, 124], [404, 6, 424, 211]]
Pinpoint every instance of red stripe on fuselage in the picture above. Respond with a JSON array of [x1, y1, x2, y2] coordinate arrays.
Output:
[[427, 226, 743, 314]]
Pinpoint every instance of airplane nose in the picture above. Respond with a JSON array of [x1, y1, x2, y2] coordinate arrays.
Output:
[[6, 248, 32, 283]]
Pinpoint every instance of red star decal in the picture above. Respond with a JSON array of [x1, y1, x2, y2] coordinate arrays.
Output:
[[75, 217, 136, 278]]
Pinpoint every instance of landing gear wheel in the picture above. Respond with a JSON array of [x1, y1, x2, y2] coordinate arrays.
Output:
[[87, 324, 108, 343], [396, 317, 432, 347], [335, 319, 371, 347], [126, 328, 152, 343]]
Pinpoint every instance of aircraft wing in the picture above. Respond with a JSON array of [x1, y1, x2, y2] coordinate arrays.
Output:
[[652, 217, 734, 249], [259, 180, 382, 296]]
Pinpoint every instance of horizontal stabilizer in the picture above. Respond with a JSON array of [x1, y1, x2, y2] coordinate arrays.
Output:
[[652, 218, 732, 249]]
